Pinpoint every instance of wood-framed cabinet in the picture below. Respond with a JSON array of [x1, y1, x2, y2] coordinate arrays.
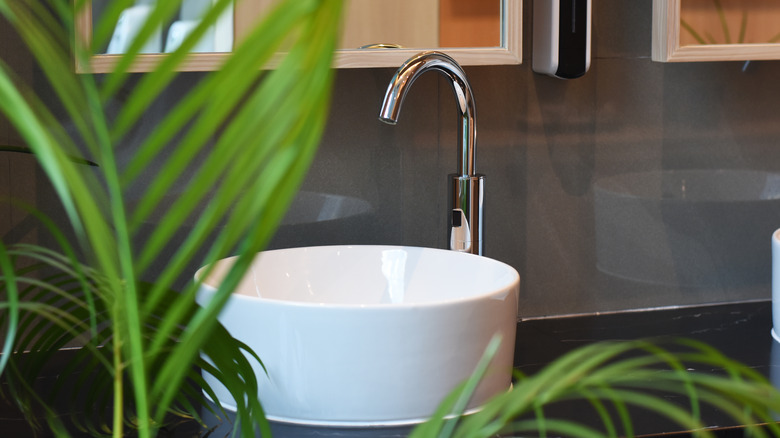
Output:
[[653, 0, 780, 62]]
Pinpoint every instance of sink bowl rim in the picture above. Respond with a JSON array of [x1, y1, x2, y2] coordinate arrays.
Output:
[[195, 244, 520, 310]]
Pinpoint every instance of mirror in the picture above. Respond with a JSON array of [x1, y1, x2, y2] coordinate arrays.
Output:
[[653, 0, 780, 62], [335, 0, 521, 68], [77, 0, 521, 72], [339, 0, 500, 50]]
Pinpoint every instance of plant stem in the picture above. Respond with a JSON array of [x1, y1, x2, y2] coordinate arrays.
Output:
[[738, 10, 747, 44], [680, 19, 707, 44], [712, 0, 730, 44], [113, 335, 123, 438]]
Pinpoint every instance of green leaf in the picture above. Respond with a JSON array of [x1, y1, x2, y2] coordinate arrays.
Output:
[[1, 0, 344, 436], [0, 242, 20, 375], [416, 338, 780, 438]]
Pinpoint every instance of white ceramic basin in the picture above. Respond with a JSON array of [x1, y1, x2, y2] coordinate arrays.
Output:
[[195, 245, 520, 426]]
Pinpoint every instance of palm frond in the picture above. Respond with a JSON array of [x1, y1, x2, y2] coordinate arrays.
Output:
[[0, 0, 344, 436], [415, 338, 780, 438]]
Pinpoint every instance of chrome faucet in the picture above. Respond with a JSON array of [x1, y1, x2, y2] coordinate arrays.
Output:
[[379, 51, 484, 255]]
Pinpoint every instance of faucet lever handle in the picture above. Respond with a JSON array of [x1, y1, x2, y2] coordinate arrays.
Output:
[[449, 174, 484, 255], [450, 209, 472, 252]]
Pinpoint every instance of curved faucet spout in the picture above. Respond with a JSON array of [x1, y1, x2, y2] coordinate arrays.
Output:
[[379, 51, 477, 178], [379, 51, 485, 256]]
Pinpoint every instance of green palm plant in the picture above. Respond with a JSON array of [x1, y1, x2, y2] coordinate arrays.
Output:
[[681, 0, 746, 44], [0, 0, 343, 436], [3, 0, 780, 437], [681, 0, 780, 45], [415, 337, 780, 437]]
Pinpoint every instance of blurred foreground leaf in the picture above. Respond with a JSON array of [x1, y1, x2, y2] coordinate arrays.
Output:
[[415, 337, 780, 438], [0, 0, 343, 436]]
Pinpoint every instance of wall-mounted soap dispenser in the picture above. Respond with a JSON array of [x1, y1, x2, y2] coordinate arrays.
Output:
[[532, 0, 591, 79]]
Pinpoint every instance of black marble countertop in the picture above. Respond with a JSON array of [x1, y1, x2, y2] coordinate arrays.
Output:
[[3, 300, 777, 437], [515, 300, 774, 376], [513, 299, 777, 437]]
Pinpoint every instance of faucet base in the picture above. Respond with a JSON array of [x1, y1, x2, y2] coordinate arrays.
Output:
[[449, 174, 485, 255]]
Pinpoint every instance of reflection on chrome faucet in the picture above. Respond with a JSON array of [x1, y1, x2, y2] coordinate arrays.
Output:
[[379, 51, 485, 255]]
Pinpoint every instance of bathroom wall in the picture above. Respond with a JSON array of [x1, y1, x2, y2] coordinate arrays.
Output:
[[299, 0, 780, 318], [4, 0, 780, 319]]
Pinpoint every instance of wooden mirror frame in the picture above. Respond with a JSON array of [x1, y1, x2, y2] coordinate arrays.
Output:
[[75, 0, 521, 73], [653, 0, 780, 62]]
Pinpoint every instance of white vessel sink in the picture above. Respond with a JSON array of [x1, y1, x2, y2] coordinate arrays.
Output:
[[195, 245, 520, 426]]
